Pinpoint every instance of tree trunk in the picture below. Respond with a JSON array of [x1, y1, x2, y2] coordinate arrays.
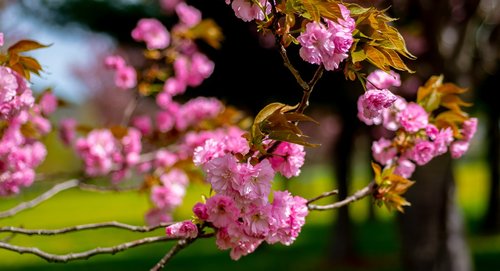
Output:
[[398, 154, 473, 271]]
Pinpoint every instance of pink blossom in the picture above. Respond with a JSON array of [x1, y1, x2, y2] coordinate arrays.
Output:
[[433, 127, 454, 156], [382, 96, 407, 130], [0, 67, 18, 104], [206, 194, 240, 228], [450, 141, 469, 159], [268, 191, 308, 245], [394, 159, 415, 178], [242, 204, 274, 237], [154, 149, 178, 169], [0, 33, 3, 46], [235, 159, 274, 203], [372, 137, 397, 165], [175, 2, 201, 27], [408, 139, 435, 166], [165, 220, 198, 239], [163, 78, 186, 97], [193, 202, 208, 220], [160, 169, 188, 186], [398, 102, 428, 133], [104, 55, 126, 70], [176, 97, 223, 131], [230, 0, 270, 22], [204, 154, 240, 195], [115, 65, 137, 89], [462, 118, 478, 141], [145, 207, 172, 226], [358, 89, 398, 121], [131, 18, 170, 50], [151, 184, 186, 209], [59, 118, 77, 146], [366, 69, 401, 90], [0, 67, 33, 120], [39, 91, 58, 115], [268, 142, 305, 178], [132, 115, 153, 135], [75, 129, 117, 176], [156, 110, 176, 132], [298, 4, 354, 71]]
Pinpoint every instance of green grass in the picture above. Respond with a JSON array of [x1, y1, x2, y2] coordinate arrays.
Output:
[[0, 159, 499, 270]]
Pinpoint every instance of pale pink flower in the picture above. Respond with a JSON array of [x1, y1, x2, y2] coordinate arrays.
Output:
[[382, 95, 407, 130], [242, 204, 274, 237], [163, 78, 186, 97], [372, 137, 397, 165], [268, 142, 305, 178], [206, 194, 240, 228], [176, 2, 201, 27], [450, 140, 469, 159], [398, 102, 428, 133], [268, 191, 308, 245], [204, 154, 240, 195], [104, 55, 126, 69], [145, 207, 172, 226], [75, 129, 117, 176], [408, 139, 435, 166], [154, 149, 178, 169], [115, 65, 137, 89], [231, 0, 270, 22], [39, 91, 58, 115], [151, 183, 186, 209], [366, 69, 401, 90], [131, 18, 170, 50], [462, 118, 478, 141], [165, 220, 198, 239], [358, 89, 398, 121], [0, 67, 18, 104], [433, 127, 454, 156], [0, 33, 3, 46], [132, 115, 153, 135], [298, 21, 333, 66], [394, 159, 415, 178], [235, 159, 274, 203]]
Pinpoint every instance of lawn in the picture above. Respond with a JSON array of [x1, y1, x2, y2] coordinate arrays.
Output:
[[0, 159, 498, 271]]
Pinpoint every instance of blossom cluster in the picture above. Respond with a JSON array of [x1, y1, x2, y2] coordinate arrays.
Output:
[[357, 69, 478, 178], [0, 48, 56, 195], [171, 137, 310, 260]]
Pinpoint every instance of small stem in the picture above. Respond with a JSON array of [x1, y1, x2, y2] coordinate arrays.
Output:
[[306, 189, 339, 205], [308, 181, 376, 211]]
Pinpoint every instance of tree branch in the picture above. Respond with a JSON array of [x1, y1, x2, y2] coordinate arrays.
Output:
[[0, 179, 80, 219], [279, 45, 309, 90], [307, 181, 375, 211], [0, 221, 174, 236], [0, 235, 177, 263], [306, 189, 339, 205]]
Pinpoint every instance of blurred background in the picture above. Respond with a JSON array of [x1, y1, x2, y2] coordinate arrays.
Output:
[[0, 0, 499, 270]]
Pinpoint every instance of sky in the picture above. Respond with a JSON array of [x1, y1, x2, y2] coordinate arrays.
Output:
[[0, 1, 116, 103]]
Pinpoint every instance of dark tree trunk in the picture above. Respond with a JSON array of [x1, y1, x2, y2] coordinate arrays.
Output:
[[398, 154, 472, 271]]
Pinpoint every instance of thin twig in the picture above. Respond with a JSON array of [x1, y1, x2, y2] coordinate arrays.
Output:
[[0, 221, 174, 236], [307, 181, 376, 211], [150, 239, 190, 271], [279, 45, 309, 90], [0, 179, 80, 219], [0, 235, 176, 263], [306, 189, 339, 205], [297, 65, 324, 114], [121, 94, 140, 126]]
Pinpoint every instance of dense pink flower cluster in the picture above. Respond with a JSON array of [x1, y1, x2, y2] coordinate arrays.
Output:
[[358, 69, 478, 178], [297, 4, 355, 71], [74, 128, 142, 182], [192, 136, 308, 260], [0, 66, 55, 195]]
